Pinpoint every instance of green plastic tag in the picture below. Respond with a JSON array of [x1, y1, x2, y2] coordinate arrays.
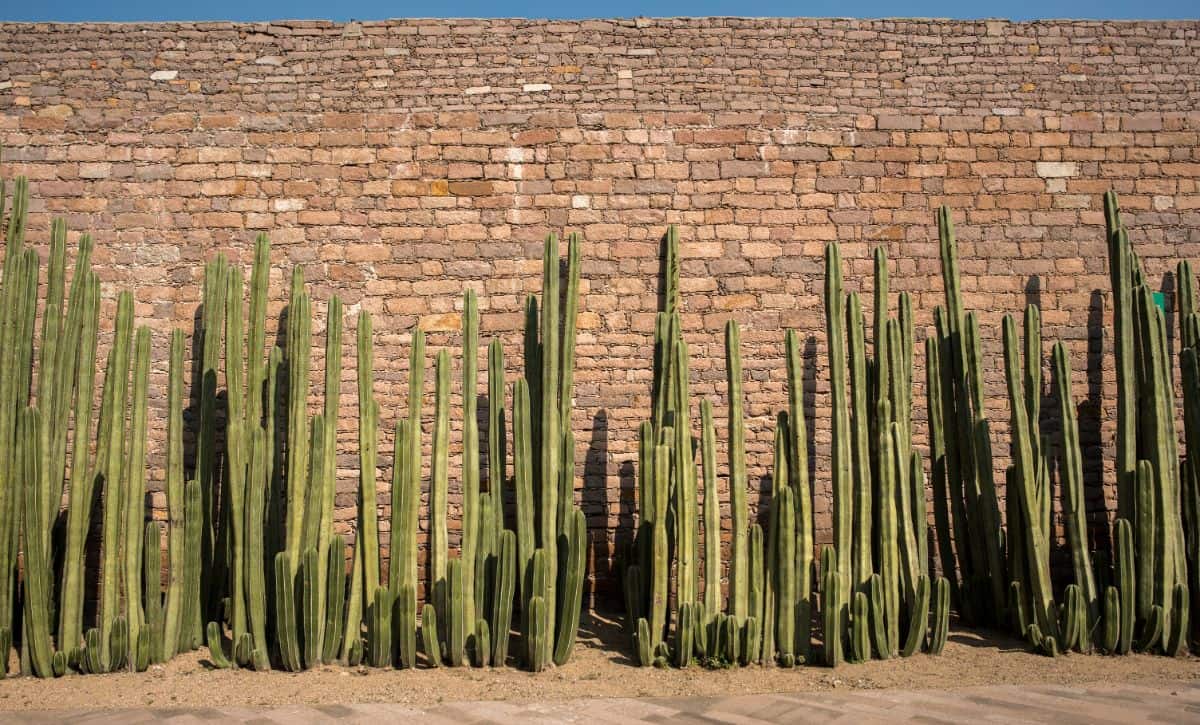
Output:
[[1153, 291, 1166, 311]]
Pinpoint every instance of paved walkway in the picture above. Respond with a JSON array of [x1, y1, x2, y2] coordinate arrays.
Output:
[[8, 681, 1200, 723]]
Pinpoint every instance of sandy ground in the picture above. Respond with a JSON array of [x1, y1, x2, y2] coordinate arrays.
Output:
[[1, 611, 1197, 711]]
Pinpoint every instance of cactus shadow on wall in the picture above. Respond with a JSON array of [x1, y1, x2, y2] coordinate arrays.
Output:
[[582, 409, 612, 609], [803, 335, 819, 499], [1083, 289, 1111, 558]]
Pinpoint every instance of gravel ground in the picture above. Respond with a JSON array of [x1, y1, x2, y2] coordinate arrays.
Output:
[[1, 611, 1197, 711]]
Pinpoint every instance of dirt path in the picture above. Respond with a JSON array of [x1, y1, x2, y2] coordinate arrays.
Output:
[[1, 612, 1197, 711]]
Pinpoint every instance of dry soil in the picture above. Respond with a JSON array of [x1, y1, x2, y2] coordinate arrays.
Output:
[[1, 612, 1197, 711]]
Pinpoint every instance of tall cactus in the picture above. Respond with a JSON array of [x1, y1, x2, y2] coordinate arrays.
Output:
[[462, 289, 480, 630], [57, 267, 99, 654], [122, 327, 151, 661], [824, 244, 851, 621], [727, 320, 749, 619], [98, 291, 134, 669], [1002, 315, 1059, 643], [1052, 342, 1099, 635]]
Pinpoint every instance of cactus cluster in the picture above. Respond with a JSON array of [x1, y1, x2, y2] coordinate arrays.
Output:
[[623, 228, 948, 669], [3, 149, 1197, 680], [932, 195, 1195, 658], [0, 159, 586, 676]]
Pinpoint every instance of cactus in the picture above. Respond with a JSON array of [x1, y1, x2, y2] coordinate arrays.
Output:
[[300, 547, 320, 668], [1138, 605, 1163, 653], [869, 573, 889, 660], [447, 559, 466, 667], [674, 604, 694, 668], [367, 586, 393, 668], [462, 290, 480, 631], [1106, 191, 1137, 524], [182, 477, 203, 651], [320, 538, 345, 664], [1002, 315, 1059, 643], [928, 577, 950, 655], [1102, 586, 1121, 654], [847, 292, 873, 599], [514, 377, 535, 604], [393, 326, 424, 652], [431, 348, 451, 625], [553, 507, 586, 666], [98, 291, 134, 668], [776, 484, 796, 666], [527, 596, 548, 673], [901, 576, 930, 658], [274, 552, 302, 671], [19, 408, 54, 677], [727, 320, 750, 620], [421, 604, 441, 667], [723, 616, 740, 665], [1053, 342, 1099, 641], [850, 591, 870, 664], [825, 245, 851, 622], [393, 583, 416, 669], [473, 619, 492, 668], [635, 617, 653, 667], [109, 616, 129, 672], [821, 546, 842, 667], [206, 622, 233, 669], [143, 523, 164, 665], [1165, 583, 1188, 657], [1114, 518, 1135, 654], [343, 311, 381, 662], [57, 264, 100, 655]]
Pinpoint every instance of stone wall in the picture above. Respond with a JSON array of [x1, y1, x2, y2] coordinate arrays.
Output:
[[1, 18, 1198, 600]]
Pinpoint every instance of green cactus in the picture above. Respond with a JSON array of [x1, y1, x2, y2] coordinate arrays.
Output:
[[527, 595, 548, 673], [431, 348, 451, 625], [462, 290, 480, 631], [1053, 342, 1099, 641], [824, 245, 851, 620], [300, 547, 321, 668], [514, 377, 535, 604], [343, 310, 381, 662], [869, 573, 889, 660], [143, 522, 164, 665], [367, 586, 393, 668], [109, 616, 128, 672], [274, 552, 302, 671], [1114, 517, 1135, 654], [1106, 191, 1137, 524], [850, 591, 870, 664], [393, 326, 424, 649], [18, 408, 54, 677], [57, 264, 99, 656], [847, 292, 873, 598], [393, 583, 416, 669], [928, 577, 950, 655], [634, 617, 653, 667], [1002, 314, 1059, 643], [553, 507, 586, 666], [98, 291, 134, 669], [322, 535, 346, 664], [901, 575, 930, 658], [1102, 586, 1121, 654], [674, 603, 694, 668], [421, 604, 441, 668], [447, 559, 466, 667], [821, 545, 842, 667], [206, 622, 233, 669]]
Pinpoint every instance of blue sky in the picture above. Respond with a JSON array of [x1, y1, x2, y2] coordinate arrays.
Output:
[[3, 0, 1196, 22]]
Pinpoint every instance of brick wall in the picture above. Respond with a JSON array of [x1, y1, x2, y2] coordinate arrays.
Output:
[[1, 18, 1198, 600]]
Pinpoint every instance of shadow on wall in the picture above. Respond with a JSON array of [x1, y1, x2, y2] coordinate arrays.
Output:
[[582, 409, 610, 608]]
